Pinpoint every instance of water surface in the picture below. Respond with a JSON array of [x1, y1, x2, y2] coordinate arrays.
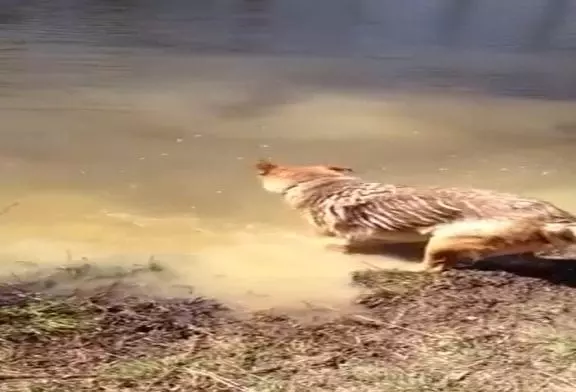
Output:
[[1, 0, 576, 309]]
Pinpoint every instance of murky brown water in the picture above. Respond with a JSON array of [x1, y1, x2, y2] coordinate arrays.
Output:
[[2, 0, 576, 309]]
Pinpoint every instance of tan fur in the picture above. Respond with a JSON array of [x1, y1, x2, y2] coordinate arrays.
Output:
[[422, 218, 576, 272], [256, 159, 352, 183], [255, 159, 355, 194], [254, 160, 576, 271]]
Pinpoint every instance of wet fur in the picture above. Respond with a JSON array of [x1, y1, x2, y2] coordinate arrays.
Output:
[[423, 219, 576, 272], [254, 159, 576, 271]]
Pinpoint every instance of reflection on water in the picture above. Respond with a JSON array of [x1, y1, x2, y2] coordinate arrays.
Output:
[[1, 0, 576, 309]]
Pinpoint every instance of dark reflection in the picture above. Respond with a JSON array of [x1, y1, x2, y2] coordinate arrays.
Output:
[[231, 0, 274, 52], [323, 242, 428, 262], [0, 46, 26, 93], [325, 242, 576, 288], [525, 0, 570, 51], [88, 0, 137, 7], [84, 0, 139, 21], [0, 0, 575, 99], [471, 255, 576, 288], [436, 0, 476, 46], [0, 5, 25, 26], [81, 0, 139, 47], [2, 0, 576, 54]]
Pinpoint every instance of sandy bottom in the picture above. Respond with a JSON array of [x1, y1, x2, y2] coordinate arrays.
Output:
[[0, 196, 422, 311]]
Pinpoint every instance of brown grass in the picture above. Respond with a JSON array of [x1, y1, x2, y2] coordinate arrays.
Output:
[[1, 259, 576, 392]]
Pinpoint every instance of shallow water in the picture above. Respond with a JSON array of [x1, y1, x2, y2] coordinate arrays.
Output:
[[1, 0, 576, 309]]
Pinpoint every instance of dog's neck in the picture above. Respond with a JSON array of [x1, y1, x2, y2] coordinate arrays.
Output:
[[281, 176, 359, 209]]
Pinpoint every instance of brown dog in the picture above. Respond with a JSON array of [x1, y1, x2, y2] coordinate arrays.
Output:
[[255, 159, 576, 270]]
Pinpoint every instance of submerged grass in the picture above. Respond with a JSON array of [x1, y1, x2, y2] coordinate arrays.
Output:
[[1, 260, 576, 391]]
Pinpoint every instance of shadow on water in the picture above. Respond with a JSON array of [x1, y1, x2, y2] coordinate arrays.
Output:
[[336, 242, 428, 261], [343, 242, 576, 288], [525, 0, 571, 52], [436, 0, 477, 47], [471, 254, 576, 287]]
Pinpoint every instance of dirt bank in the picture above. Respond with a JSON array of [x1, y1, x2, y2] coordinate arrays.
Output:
[[1, 259, 576, 392]]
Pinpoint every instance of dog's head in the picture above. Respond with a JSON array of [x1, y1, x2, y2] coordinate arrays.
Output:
[[255, 159, 354, 193]]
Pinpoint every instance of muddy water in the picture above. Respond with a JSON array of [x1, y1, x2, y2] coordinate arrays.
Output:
[[2, 1, 576, 309]]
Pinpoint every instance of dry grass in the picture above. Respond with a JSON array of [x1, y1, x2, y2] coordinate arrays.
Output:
[[1, 259, 576, 392]]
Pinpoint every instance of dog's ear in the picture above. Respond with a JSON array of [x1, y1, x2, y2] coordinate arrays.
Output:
[[326, 165, 354, 173], [255, 159, 277, 175]]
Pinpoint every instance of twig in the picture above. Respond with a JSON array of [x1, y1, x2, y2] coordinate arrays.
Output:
[[185, 368, 251, 392], [305, 302, 440, 339], [0, 202, 19, 217], [219, 360, 270, 382], [537, 370, 576, 390], [348, 314, 439, 338], [0, 373, 97, 381], [532, 375, 551, 392], [250, 365, 283, 375], [143, 367, 179, 392], [0, 373, 155, 384], [360, 260, 385, 270]]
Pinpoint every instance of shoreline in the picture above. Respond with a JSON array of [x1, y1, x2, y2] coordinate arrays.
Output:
[[1, 259, 575, 391]]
